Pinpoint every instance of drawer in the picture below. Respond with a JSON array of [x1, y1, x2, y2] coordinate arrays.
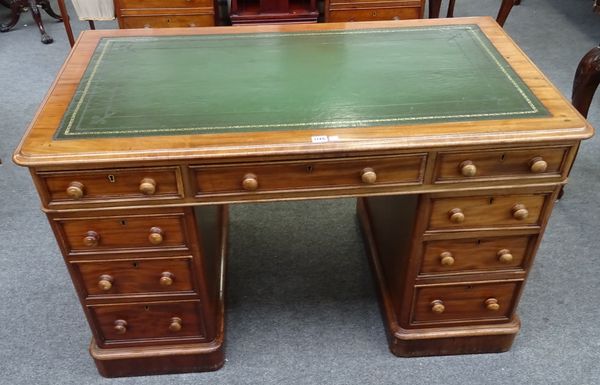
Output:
[[427, 193, 549, 230], [38, 166, 183, 206], [434, 146, 570, 183], [118, 0, 213, 9], [73, 256, 195, 298], [192, 154, 425, 196], [54, 211, 190, 256], [120, 13, 215, 28], [420, 236, 533, 275], [327, 6, 421, 22], [411, 281, 521, 325], [90, 300, 205, 346]]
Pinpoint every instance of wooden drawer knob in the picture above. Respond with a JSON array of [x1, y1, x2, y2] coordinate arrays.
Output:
[[114, 319, 127, 334], [169, 317, 182, 332], [439, 251, 455, 266], [485, 298, 500, 311], [459, 160, 477, 177], [139, 178, 156, 195], [361, 168, 377, 184], [497, 249, 514, 263], [98, 274, 114, 291], [431, 300, 445, 314], [242, 173, 258, 191], [148, 227, 164, 245], [511, 204, 529, 220], [448, 208, 465, 223], [529, 157, 548, 173], [83, 231, 100, 247], [66, 181, 85, 200], [159, 272, 174, 286]]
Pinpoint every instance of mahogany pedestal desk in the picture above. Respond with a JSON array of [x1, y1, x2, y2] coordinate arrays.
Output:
[[13, 18, 593, 377]]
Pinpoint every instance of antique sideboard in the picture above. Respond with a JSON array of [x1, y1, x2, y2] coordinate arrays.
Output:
[[13, 18, 593, 377]]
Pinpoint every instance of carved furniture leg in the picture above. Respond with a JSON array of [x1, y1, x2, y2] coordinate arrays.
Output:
[[0, 0, 10, 8], [40, 0, 63, 20], [0, 2, 22, 32], [496, 0, 515, 26], [27, 0, 53, 44], [429, 0, 442, 18]]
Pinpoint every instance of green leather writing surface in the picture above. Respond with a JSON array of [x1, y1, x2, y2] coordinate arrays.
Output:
[[55, 25, 548, 139]]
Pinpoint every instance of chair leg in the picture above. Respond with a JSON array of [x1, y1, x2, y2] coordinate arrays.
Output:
[[446, 0, 455, 17], [39, 0, 63, 20], [572, 46, 600, 118], [429, 0, 442, 18], [0, 2, 22, 32], [496, 0, 515, 26], [27, 0, 53, 44]]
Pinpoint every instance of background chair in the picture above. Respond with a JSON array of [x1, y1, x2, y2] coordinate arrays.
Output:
[[429, 0, 519, 26]]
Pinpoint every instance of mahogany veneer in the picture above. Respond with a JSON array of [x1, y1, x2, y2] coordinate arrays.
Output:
[[13, 19, 593, 377]]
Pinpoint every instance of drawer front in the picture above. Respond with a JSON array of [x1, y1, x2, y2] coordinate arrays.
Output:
[[193, 155, 425, 196], [428, 193, 548, 230], [119, 0, 213, 9], [327, 6, 421, 22], [120, 14, 214, 28], [74, 257, 195, 297], [411, 281, 521, 325], [420, 236, 532, 275], [39, 167, 182, 206], [434, 146, 570, 182], [55, 212, 189, 255], [90, 301, 205, 345]]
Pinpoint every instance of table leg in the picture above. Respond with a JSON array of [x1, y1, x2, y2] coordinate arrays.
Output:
[[0, 1, 22, 32], [496, 0, 515, 26], [40, 0, 63, 20], [28, 0, 53, 43]]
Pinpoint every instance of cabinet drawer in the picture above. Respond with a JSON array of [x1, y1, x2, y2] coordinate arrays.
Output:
[[427, 193, 549, 231], [420, 236, 533, 275], [73, 256, 195, 298], [411, 281, 521, 325], [90, 300, 205, 346], [434, 146, 570, 183], [327, 6, 421, 22], [192, 154, 425, 196], [54, 211, 190, 256], [38, 167, 183, 206], [118, 0, 213, 9], [120, 13, 214, 28]]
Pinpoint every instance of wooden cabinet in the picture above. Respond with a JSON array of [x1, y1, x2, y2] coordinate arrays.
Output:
[[325, 0, 425, 22], [114, 0, 216, 28], [230, 0, 318, 24]]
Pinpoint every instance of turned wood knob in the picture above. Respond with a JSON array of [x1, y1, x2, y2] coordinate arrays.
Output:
[[459, 160, 477, 177], [529, 157, 548, 173], [66, 181, 85, 200], [148, 227, 164, 245], [431, 300, 445, 314], [114, 319, 127, 334], [98, 274, 113, 291], [169, 317, 182, 332], [485, 298, 500, 311], [139, 178, 156, 195], [448, 208, 465, 224], [497, 249, 514, 263], [511, 204, 529, 220], [83, 231, 100, 247], [439, 251, 455, 266], [160, 272, 174, 286], [361, 168, 377, 184], [242, 173, 258, 191]]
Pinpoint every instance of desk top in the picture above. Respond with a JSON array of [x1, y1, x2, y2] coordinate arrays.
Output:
[[14, 18, 593, 167]]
